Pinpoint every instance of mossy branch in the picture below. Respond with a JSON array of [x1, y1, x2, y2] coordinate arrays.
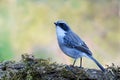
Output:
[[0, 54, 119, 80]]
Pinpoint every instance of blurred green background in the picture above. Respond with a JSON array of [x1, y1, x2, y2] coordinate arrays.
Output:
[[0, 0, 119, 69]]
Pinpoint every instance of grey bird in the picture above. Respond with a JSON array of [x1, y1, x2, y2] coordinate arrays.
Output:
[[54, 20, 105, 72]]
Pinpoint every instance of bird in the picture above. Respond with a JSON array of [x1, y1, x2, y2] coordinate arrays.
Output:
[[54, 20, 105, 72]]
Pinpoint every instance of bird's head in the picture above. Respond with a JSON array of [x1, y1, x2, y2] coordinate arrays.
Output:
[[54, 20, 71, 32]]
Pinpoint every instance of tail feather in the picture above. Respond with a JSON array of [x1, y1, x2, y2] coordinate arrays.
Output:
[[89, 56, 105, 72]]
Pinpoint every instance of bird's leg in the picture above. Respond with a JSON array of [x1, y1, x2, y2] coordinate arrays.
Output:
[[72, 59, 76, 67], [80, 57, 82, 68]]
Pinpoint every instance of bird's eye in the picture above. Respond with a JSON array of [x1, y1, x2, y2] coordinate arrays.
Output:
[[59, 23, 64, 26], [59, 23, 69, 31]]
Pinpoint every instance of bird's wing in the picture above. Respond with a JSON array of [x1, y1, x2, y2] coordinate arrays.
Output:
[[64, 32, 92, 56]]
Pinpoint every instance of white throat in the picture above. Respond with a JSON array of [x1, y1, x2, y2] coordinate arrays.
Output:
[[56, 26, 66, 37]]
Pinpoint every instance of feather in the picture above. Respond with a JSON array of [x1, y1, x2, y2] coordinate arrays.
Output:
[[63, 31, 92, 56]]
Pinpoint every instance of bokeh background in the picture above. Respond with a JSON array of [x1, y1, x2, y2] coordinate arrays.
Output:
[[0, 0, 119, 69]]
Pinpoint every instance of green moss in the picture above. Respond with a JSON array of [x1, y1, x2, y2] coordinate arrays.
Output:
[[0, 54, 119, 80]]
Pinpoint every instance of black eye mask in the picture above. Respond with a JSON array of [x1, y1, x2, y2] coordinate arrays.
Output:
[[59, 23, 69, 31]]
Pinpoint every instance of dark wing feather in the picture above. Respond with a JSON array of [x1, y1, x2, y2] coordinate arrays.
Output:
[[64, 32, 92, 56]]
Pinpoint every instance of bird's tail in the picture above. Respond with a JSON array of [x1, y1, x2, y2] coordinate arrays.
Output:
[[89, 56, 105, 72]]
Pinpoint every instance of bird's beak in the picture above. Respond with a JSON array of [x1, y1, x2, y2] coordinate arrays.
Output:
[[54, 22, 57, 26]]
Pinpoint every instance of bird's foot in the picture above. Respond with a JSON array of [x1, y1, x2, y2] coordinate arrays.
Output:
[[65, 65, 74, 70], [79, 66, 84, 69], [65, 65, 77, 75]]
